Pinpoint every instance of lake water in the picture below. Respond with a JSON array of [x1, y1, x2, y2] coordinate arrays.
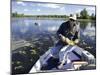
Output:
[[11, 18, 96, 74], [11, 18, 96, 53], [11, 18, 96, 47]]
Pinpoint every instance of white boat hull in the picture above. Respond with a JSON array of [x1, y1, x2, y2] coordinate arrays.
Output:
[[29, 45, 95, 73]]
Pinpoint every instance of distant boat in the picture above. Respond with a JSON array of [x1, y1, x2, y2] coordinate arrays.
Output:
[[34, 22, 40, 26], [29, 45, 96, 73]]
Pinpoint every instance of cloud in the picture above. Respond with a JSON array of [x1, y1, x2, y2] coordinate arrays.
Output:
[[24, 9, 28, 11], [37, 9, 41, 11], [59, 7, 67, 15], [60, 7, 65, 11], [31, 9, 41, 12], [37, 3, 61, 8], [17, 1, 26, 6], [86, 7, 95, 15], [75, 9, 82, 13], [86, 7, 95, 11], [74, 7, 95, 15], [85, 7, 95, 15]]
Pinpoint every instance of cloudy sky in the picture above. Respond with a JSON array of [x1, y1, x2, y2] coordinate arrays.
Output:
[[12, 1, 95, 16]]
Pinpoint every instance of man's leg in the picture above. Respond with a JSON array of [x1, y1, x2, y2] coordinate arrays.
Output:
[[58, 45, 77, 69], [41, 43, 63, 70], [50, 44, 64, 58]]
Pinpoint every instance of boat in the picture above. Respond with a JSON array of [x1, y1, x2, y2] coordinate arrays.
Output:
[[29, 45, 96, 73]]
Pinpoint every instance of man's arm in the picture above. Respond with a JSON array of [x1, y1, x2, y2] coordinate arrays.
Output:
[[56, 23, 64, 39], [67, 39, 79, 45], [67, 24, 80, 45], [57, 22, 80, 45], [59, 34, 75, 45], [59, 30, 80, 45]]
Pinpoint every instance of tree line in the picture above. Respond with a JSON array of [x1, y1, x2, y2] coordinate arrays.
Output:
[[12, 8, 96, 20]]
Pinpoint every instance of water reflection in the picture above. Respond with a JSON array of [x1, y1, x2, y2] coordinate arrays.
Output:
[[11, 18, 96, 51], [11, 18, 96, 42], [81, 22, 95, 41], [80, 21, 88, 30], [11, 18, 96, 74]]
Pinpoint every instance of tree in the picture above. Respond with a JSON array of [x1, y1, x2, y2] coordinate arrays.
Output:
[[80, 8, 89, 19], [70, 14, 73, 17], [90, 13, 96, 20], [76, 13, 80, 19], [12, 12, 18, 17]]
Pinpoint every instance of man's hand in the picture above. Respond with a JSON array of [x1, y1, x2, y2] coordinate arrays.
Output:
[[59, 34, 79, 45], [74, 39, 79, 44], [65, 38, 79, 45], [58, 64, 63, 69], [59, 34, 66, 42], [65, 38, 75, 45], [59, 34, 74, 45]]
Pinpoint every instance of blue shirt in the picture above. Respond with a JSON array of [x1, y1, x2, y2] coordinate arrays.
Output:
[[56, 21, 80, 46]]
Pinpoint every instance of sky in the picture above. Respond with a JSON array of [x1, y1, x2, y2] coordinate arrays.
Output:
[[12, 1, 96, 16]]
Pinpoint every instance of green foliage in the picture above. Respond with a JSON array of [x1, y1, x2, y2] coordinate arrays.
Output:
[[11, 12, 68, 19], [90, 13, 96, 20], [12, 8, 96, 20], [80, 8, 89, 19], [12, 12, 24, 17]]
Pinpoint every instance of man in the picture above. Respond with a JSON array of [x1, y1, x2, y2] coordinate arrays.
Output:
[[50, 14, 80, 69], [51, 14, 80, 58], [41, 14, 80, 70]]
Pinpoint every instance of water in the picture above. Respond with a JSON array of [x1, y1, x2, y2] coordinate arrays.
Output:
[[11, 18, 96, 74], [11, 18, 96, 50], [11, 17, 96, 59]]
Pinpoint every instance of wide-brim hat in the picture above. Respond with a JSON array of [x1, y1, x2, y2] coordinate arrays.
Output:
[[69, 14, 77, 21]]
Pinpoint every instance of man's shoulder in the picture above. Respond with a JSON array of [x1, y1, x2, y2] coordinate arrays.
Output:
[[61, 21, 69, 26], [63, 21, 69, 24]]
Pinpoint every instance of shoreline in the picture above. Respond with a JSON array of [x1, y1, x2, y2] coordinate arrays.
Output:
[[11, 17, 96, 22]]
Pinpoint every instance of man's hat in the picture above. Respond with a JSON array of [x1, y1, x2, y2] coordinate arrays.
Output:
[[69, 14, 77, 21]]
